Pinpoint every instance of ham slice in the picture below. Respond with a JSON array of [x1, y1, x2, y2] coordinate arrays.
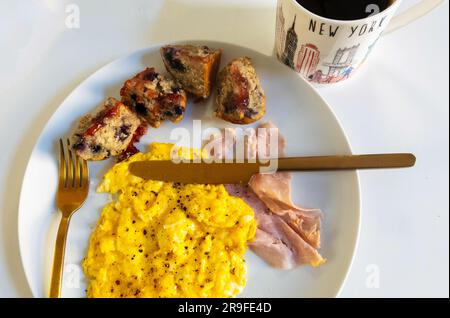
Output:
[[248, 122, 323, 250], [207, 122, 325, 269], [249, 172, 294, 212], [245, 121, 287, 160], [204, 128, 236, 161], [225, 184, 325, 269], [249, 173, 322, 249]]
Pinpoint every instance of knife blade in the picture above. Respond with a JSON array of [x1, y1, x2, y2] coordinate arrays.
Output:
[[128, 153, 416, 184]]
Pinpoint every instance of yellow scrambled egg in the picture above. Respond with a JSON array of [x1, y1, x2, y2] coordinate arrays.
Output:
[[83, 143, 257, 298]]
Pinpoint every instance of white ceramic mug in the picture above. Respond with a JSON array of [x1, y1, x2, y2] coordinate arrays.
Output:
[[275, 0, 443, 84]]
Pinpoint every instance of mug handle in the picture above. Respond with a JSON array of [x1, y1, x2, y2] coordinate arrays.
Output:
[[383, 0, 444, 34]]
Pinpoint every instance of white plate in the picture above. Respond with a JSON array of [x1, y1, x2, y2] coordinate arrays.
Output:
[[18, 41, 360, 298]]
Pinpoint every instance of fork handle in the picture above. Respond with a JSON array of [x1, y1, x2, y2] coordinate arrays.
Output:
[[49, 215, 70, 298]]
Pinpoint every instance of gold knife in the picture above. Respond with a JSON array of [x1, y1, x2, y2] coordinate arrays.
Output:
[[128, 153, 416, 184]]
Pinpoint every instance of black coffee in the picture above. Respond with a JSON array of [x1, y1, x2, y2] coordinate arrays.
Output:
[[296, 0, 393, 20]]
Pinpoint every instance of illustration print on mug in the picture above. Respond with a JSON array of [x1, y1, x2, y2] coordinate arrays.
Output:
[[275, 0, 398, 84]]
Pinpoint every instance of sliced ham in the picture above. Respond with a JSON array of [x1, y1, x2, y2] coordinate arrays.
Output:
[[255, 121, 287, 158], [250, 229, 296, 269], [281, 208, 322, 249], [249, 172, 294, 212], [248, 122, 322, 249], [225, 184, 325, 269], [208, 122, 325, 269], [204, 128, 236, 161], [248, 173, 322, 249], [247, 121, 295, 212]]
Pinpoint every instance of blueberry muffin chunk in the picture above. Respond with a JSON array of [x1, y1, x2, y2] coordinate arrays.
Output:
[[160, 44, 221, 99], [72, 97, 142, 161], [215, 57, 265, 124], [120, 67, 187, 128]]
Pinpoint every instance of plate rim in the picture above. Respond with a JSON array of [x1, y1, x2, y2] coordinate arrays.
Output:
[[17, 40, 361, 298]]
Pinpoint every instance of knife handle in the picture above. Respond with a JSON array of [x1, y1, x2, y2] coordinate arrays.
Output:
[[277, 153, 416, 171]]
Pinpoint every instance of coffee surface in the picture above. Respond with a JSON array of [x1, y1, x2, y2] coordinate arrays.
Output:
[[296, 0, 393, 20]]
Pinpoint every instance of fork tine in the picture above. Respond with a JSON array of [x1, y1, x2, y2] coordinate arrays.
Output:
[[66, 139, 74, 187], [58, 139, 67, 188], [75, 153, 81, 187], [81, 158, 89, 189]]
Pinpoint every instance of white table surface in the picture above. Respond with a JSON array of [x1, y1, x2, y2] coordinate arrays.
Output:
[[0, 0, 448, 298]]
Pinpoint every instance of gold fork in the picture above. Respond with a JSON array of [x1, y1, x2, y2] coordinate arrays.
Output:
[[49, 139, 89, 298]]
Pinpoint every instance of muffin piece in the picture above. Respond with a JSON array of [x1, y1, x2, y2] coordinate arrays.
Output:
[[215, 57, 265, 124], [117, 124, 148, 162], [120, 67, 187, 128], [72, 98, 142, 161], [160, 44, 221, 98]]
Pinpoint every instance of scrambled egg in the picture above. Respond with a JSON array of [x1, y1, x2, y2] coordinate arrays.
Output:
[[83, 143, 257, 298]]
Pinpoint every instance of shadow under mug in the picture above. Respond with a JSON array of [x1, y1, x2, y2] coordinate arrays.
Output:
[[275, 0, 443, 85]]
